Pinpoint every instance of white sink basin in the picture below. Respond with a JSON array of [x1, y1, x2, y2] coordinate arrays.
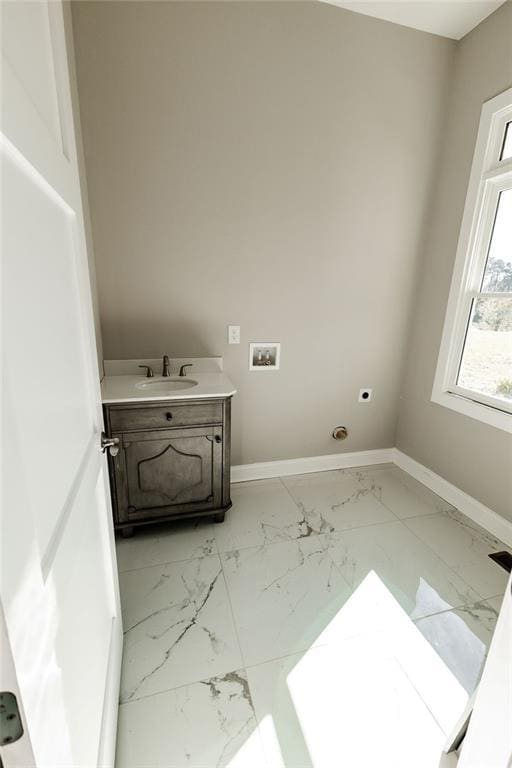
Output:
[[135, 377, 198, 393]]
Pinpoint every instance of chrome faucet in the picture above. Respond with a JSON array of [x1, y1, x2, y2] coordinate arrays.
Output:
[[162, 355, 171, 377]]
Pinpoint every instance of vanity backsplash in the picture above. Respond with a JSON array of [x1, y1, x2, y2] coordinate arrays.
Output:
[[103, 356, 223, 377]]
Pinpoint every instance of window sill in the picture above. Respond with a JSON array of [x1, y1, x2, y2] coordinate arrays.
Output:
[[431, 388, 512, 433]]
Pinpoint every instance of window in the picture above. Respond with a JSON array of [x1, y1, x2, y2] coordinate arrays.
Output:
[[432, 88, 512, 433]]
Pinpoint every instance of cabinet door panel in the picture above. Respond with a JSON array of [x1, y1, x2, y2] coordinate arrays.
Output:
[[121, 427, 222, 520]]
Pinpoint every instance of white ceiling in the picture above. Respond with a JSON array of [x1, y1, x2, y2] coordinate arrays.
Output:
[[322, 0, 507, 39]]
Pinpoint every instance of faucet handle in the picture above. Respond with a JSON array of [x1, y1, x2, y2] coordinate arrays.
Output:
[[138, 365, 154, 378], [179, 363, 193, 377], [162, 355, 171, 377]]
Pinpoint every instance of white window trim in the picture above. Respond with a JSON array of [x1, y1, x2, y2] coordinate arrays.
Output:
[[432, 87, 512, 434]]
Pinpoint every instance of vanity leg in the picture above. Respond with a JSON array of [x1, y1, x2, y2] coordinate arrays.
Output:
[[213, 512, 225, 524], [121, 526, 135, 538]]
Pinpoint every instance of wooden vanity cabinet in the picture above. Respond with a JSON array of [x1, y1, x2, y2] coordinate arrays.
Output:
[[103, 397, 232, 535]]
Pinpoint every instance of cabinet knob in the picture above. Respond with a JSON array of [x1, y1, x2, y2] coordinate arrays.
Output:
[[215, 435, 222, 443], [166, 412, 173, 421]]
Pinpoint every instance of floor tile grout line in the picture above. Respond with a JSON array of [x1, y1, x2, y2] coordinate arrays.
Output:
[[118, 662, 255, 708], [117, 504, 500, 634], [409, 508, 507, 534], [118, 476, 500, 624], [214, 534, 278, 768], [300, 464, 463, 530], [119, 636, 343, 707], [391, 504, 502, 604], [349, 464, 460, 522], [214, 515, 408, 555], [277, 474, 304, 509], [243, 638, 354, 764], [117, 510, 468, 576], [117, 660, 271, 768], [119, 573, 500, 698], [119, 549, 249, 710], [438, 506, 510, 545], [357, 487, 403, 524], [117, 466, 506, 575], [393, 654, 452, 738], [118, 545, 497, 711], [263, 472, 422, 538], [217, 538, 355, 674], [243, 641, 335, 674], [116, 543, 221, 575], [119, 577, 503, 698], [323, 515, 498, 626], [215, 504, 356, 682], [279, 469, 404, 528], [415, 593, 500, 619], [350, 472, 421, 525], [364, 486, 451, 522], [117, 465, 466, 575], [218, 548, 250, 674], [332, 466, 408, 524], [412, 598, 501, 624]]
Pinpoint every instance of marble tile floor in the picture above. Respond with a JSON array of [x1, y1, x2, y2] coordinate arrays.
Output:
[[114, 464, 509, 768]]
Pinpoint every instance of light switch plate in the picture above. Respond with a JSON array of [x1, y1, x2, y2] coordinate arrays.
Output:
[[228, 325, 240, 344]]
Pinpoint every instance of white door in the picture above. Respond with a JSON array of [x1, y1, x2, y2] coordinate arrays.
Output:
[[457, 574, 512, 768], [1, 2, 122, 767]]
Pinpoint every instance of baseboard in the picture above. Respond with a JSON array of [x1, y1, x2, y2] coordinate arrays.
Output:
[[392, 448, 512, 548], [231, 448, 394, 483], [232, 445, 512, 547]]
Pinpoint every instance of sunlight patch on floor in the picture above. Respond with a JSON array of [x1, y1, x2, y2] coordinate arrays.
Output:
[[242, 572, 468, 767]]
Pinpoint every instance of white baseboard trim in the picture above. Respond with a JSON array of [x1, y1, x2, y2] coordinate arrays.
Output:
[[231, 448, 394, 483], [392, 448, 512, 548], [232, 445, 512, 547]]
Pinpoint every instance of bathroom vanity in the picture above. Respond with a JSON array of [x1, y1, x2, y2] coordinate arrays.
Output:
[[101, 360, 236, 536]]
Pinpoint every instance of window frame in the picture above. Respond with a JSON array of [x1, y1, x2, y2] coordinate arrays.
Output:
[[432, 87, 512, 434]]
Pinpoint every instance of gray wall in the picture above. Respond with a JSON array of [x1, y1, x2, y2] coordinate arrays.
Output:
[[72, 1, 454, 465], [396, 0, 512, 520]]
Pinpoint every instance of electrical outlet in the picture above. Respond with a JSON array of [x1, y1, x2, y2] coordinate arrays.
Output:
[[358, 388, 373, 403], [228, 325, 240, 344]]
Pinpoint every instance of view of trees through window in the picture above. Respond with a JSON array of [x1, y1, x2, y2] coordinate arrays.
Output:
[[457, 187, 512, 403]]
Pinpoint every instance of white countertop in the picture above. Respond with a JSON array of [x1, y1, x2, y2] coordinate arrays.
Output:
[[101, 373, 237, 404]]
